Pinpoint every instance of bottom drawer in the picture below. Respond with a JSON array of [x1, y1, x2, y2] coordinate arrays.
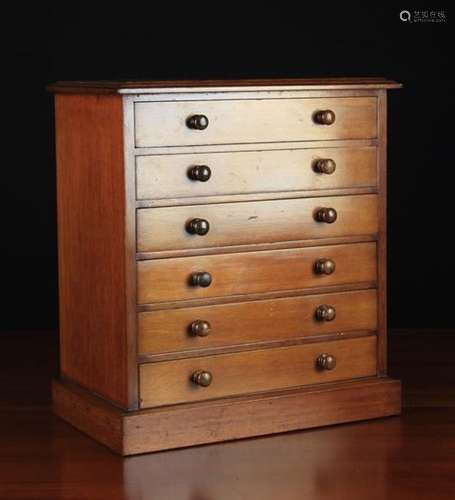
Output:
[[139, 336, 377, 408]]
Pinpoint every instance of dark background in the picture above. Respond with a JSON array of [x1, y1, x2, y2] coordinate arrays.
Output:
[[1, 6, 453, 332]]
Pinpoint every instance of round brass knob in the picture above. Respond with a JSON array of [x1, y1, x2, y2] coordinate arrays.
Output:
[[315, 304, 336, 322], [315, 207, 338, 224], [313, 158, 336, 175], [186, 218, 210, 236], [186, 114, 209, 130], [190, 272, 212, 288], [313, 110, 336, 125], [314, 258, 336, 275], [316, 353, 337, 370], [189, 320, 211, 337], [188, 165, 211, 182], [191, 370, 213, 387]]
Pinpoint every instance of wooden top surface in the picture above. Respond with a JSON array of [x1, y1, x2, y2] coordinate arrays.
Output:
[[47, 77, 402, 94]]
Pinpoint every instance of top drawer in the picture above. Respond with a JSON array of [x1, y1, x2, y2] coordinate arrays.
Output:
[[134, 97, 377, 148]]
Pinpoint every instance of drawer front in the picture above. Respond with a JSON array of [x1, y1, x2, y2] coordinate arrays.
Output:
[[137, 195, 378, 253], [137, 242, 377, 304], [134, 97, 377, 148], [138, 289, 377, 355], [139, 336, 377, 407], [136, 147, 377, 200]]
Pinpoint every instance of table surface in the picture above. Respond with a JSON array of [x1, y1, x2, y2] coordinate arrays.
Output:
[[0, 330, 454, 500]]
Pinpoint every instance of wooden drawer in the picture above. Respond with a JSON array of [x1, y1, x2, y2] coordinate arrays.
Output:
[[139, 336, 377, 407], [138, 289, 377, 355], [137, 242, 377, 304], [136, 147, 377, 200], [137, 194, 378, 253], [134, 97, 377, 148]]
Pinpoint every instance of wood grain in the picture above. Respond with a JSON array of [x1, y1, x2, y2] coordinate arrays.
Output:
[[139, 336, 377, 407], [134, 97, 377, 148], [137, 194, 378, 252], [137, 242, 377, 304], [52, 378, 123, 450], [136, 146, 377, 200], [136, 234, 376, 261], [133, 138, 378, 163], [51, 376, 401, 455], [138, 289, 377, 355], [47, 77, 402, 94], [55, 94, 132, 408]]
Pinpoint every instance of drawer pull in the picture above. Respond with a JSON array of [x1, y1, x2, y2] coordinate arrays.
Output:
[[316, 353, 337, 370], [190, 272, 212, 288], [313, 109, 336, 125], [313, 158, 336, 175], [315, 304, 336, 322], [314, 258, 336, 275], [189, 320, 211, 337], [191, 370, 213, 387], [186, 218, 210, 236], [186, 114, 209, 130], [314, 207, 338, 224], [188, 165, 212, 182]]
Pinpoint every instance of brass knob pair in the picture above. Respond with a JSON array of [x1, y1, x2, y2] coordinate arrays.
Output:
[[188, 111, 334, 128], [187, 207, 336, 236], [191, 355, 336, 388], [187, 110, 334, 129], [191, 259, 336, 285]]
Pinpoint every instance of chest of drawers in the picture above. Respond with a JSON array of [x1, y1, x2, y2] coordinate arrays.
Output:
[[48, 78, 402, 455]]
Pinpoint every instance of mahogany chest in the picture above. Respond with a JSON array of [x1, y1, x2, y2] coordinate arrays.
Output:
[[48, 78, 402, 455]]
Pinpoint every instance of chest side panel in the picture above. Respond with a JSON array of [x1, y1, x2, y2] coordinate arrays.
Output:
[[55, 94, 130, 408]]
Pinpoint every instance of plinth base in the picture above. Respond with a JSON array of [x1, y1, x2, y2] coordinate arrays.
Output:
[[52, 377, 401, 456]]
